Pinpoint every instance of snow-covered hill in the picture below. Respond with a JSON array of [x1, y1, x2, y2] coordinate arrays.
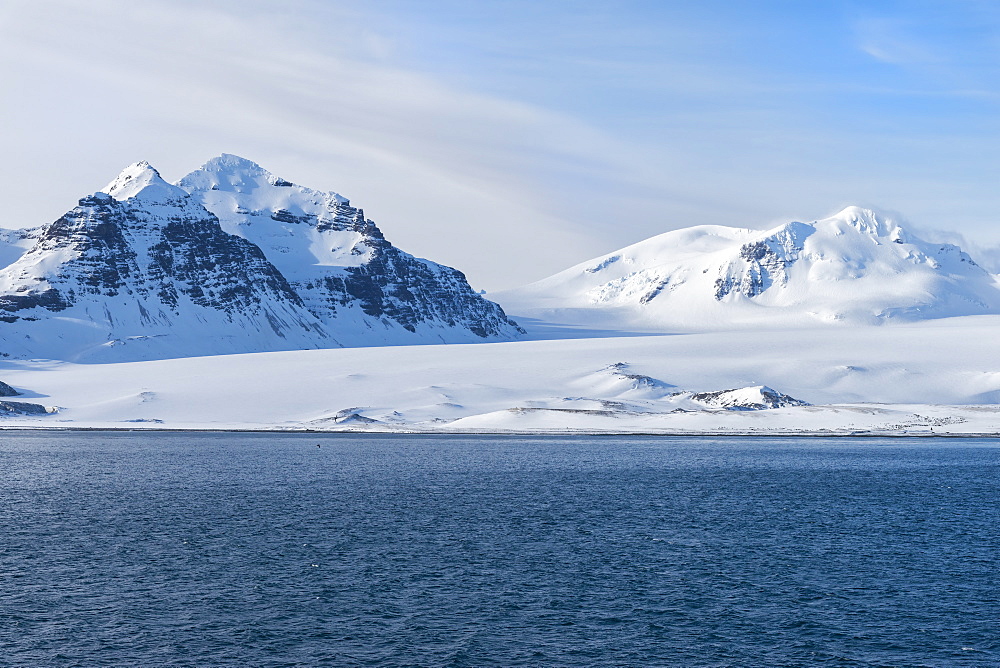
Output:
[[0, 157, 522, 361], [496, 207, 1000, 332]]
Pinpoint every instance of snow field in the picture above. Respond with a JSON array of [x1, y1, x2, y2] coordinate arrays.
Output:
[[2, 315, 999, 433]]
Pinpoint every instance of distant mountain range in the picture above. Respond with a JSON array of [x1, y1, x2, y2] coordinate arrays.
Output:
[[496, 206, 1000, 331], [0, 155, 523, 361], [2, 159, 996, 365]]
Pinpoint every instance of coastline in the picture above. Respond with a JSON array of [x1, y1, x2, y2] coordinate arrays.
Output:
[[1, 323, 999, 437], [0, 423, 997, 438]]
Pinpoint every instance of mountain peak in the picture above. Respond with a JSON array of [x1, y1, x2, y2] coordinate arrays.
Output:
[[180, 154, 310, 192], [201, 154, 269, 176], [102, 161, 174, 201], [177, 155, 352, 206], [498, 206, 999, 329], [0, 155, 524, 360], [832, 205, 880, 221], [823, 205, 904, 239]]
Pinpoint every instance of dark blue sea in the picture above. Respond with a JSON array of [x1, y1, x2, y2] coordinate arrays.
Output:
[[1, 433, 998, 667]]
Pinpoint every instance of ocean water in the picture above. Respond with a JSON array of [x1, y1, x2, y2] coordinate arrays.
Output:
[[1, 433, 998, 667]]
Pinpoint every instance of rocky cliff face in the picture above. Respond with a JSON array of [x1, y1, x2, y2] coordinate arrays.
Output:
[[0, 157, 521, 361], [712, 222, 812, 300], [177, 155, 523, 346]]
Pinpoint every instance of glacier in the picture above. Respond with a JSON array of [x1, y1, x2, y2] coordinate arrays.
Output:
[[1, 318, 1000, 433]]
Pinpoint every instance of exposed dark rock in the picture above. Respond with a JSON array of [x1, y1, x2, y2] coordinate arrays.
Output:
[[0, 400, 50, 415], [335, 412, 378, 424], [714, 241, 786, 300], [148, 214, 304, 314], [640, 277, 671, 304], [585, 255, 620, 274], [604, 362, 675, 392], [0, 289, 71, 318], [0, 380, 20, 396], [290, 201, 522, 338], [509, 407, 621, 417], [691, 386, 809, 410], [270, 209, 309, 224], [714, 222, 813, 301]]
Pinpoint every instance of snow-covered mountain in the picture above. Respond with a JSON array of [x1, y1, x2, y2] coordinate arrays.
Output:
[[0, 162, 332, 361], [0, 157, 521, 361], [496, 206, 1000, 331], [177, 155, 521, 346]]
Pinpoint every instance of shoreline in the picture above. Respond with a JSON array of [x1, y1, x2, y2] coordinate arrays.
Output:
[[2, 327, 999, 437], [0, 425, 997, 438]]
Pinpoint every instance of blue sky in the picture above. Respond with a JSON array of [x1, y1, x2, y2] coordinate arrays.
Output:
[[1, 0, 998, 288]]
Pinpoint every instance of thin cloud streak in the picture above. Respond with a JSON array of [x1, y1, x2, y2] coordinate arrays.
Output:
[[1, 1, 1000, 289], [0, 0, 690, 288]]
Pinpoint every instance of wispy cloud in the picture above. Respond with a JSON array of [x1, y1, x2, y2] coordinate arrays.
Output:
[[0, 0, 675, 287], [855, 17, 944, 65], [2, 0, 1000, 288]]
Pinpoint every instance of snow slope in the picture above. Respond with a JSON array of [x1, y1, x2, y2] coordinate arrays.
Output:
[[0, 226, 44, 269], [1, 315, 999, 434], [495, 207, 1000, 332]]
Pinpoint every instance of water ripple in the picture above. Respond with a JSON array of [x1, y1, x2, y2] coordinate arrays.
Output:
[[0, 433, 998, 666]]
